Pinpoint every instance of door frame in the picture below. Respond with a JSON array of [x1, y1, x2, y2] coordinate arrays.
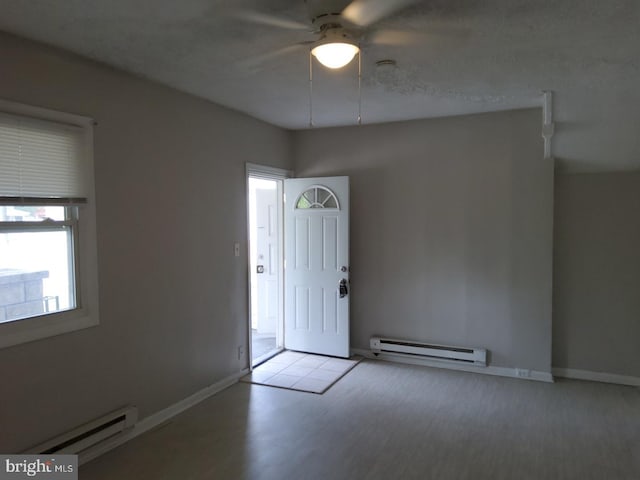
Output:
[[245, 163, 292, 369]]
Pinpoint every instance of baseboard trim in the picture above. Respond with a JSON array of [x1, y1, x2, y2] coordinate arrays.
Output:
[[352, 349, 554, 383], [79, 369, 248, 465], [552, 368, 640, 387]]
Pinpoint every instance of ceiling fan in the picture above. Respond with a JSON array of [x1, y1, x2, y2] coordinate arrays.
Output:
[[231, 0, 423, 70]]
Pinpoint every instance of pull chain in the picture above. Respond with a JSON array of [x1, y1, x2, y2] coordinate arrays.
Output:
[[308, 47, 362, 127], [309, 50, 314, 128], [357, 49, 362, 125]]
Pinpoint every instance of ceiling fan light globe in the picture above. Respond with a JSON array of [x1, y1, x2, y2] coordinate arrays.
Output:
[[311, 42, 359, 69]]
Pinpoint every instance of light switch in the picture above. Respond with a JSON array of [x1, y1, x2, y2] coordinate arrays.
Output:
[[234, 242, 240, 257]]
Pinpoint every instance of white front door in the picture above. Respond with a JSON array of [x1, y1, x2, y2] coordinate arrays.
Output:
[[284, 176, 350, 358]]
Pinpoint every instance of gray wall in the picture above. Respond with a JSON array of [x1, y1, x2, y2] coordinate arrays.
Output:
[[553, 172, 640, 377], [0, 32, 291, 452], [293, 109, 554, 372]]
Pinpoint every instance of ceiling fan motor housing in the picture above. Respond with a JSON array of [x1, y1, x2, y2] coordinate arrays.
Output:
[[305, 0, 357, 31], [305, 0, 352, 20], [315, 25, 357, 46]]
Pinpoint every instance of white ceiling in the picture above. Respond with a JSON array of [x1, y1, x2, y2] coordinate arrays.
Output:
[[1, 0, 639, 172]]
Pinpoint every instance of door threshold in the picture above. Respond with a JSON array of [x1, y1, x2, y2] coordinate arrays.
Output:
[[252, 347, 285, 368]]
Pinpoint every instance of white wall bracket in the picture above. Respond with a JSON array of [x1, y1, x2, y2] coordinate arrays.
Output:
[[542, 90, 554, 160]]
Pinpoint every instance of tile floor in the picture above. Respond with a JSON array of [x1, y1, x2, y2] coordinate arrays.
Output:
[[241, 350, 360, 393]]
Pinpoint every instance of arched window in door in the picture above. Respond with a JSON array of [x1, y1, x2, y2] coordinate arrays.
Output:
[[295, 185, 340, 210]]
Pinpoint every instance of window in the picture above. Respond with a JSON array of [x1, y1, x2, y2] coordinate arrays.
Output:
[[0, 100, 99, 348], [1, 206, 76, 321], [295, 186, 339, 210]]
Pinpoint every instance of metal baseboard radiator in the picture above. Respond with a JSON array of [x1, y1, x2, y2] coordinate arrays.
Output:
[[25, 406, 138, 456], [370, 337, 487, 366]]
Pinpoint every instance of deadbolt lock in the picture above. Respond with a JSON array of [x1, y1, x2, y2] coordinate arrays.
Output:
[[339, 279, 349, 298]]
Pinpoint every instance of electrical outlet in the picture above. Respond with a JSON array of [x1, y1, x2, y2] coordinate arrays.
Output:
[[516, 368, 531, 378], [237, 345, 244, 360]]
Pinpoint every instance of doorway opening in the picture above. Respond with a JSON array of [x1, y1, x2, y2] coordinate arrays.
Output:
[[247, 173, 284, 366]]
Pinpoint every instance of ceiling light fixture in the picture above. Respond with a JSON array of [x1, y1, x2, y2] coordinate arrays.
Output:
[[311, 42, 359, 69], [311, 28, 359, 69]]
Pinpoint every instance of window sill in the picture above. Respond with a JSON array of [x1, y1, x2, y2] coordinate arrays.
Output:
[[0, 307, 99, 349]]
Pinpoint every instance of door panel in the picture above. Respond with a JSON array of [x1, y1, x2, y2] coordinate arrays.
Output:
[[284, 176, 349, 358]]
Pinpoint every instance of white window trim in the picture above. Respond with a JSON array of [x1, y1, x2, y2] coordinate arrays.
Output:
[[0, 98, 100, 349]]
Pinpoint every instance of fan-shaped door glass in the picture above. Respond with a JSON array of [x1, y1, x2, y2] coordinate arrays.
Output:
[[295, 185, 339, 210]]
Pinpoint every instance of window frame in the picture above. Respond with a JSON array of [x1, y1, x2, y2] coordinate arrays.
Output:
[[0, 99, 99, 349]]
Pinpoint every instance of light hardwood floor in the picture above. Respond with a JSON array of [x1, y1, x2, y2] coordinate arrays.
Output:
[[81, 360, 640, 479]]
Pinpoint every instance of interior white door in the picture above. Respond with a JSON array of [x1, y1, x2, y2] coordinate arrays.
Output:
[[284, 176, 350, 358]]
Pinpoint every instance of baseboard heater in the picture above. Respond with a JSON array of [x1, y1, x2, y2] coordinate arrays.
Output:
[[25, 406, 138, 456], [370, 337, 487, 366]]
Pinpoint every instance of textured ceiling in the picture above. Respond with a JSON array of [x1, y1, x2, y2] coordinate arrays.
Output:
[[1, 0, 639, 172]]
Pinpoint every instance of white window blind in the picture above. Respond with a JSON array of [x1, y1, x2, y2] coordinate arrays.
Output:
[[0, 111, 86, 202]]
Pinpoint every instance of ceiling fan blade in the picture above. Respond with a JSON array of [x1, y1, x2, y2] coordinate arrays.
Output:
[[341, 0, 417, 27], [237, 42, 313, 70], [230, 9, 310, 31], [367, 29, 426, 46], [368, 27, 469, 47]]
